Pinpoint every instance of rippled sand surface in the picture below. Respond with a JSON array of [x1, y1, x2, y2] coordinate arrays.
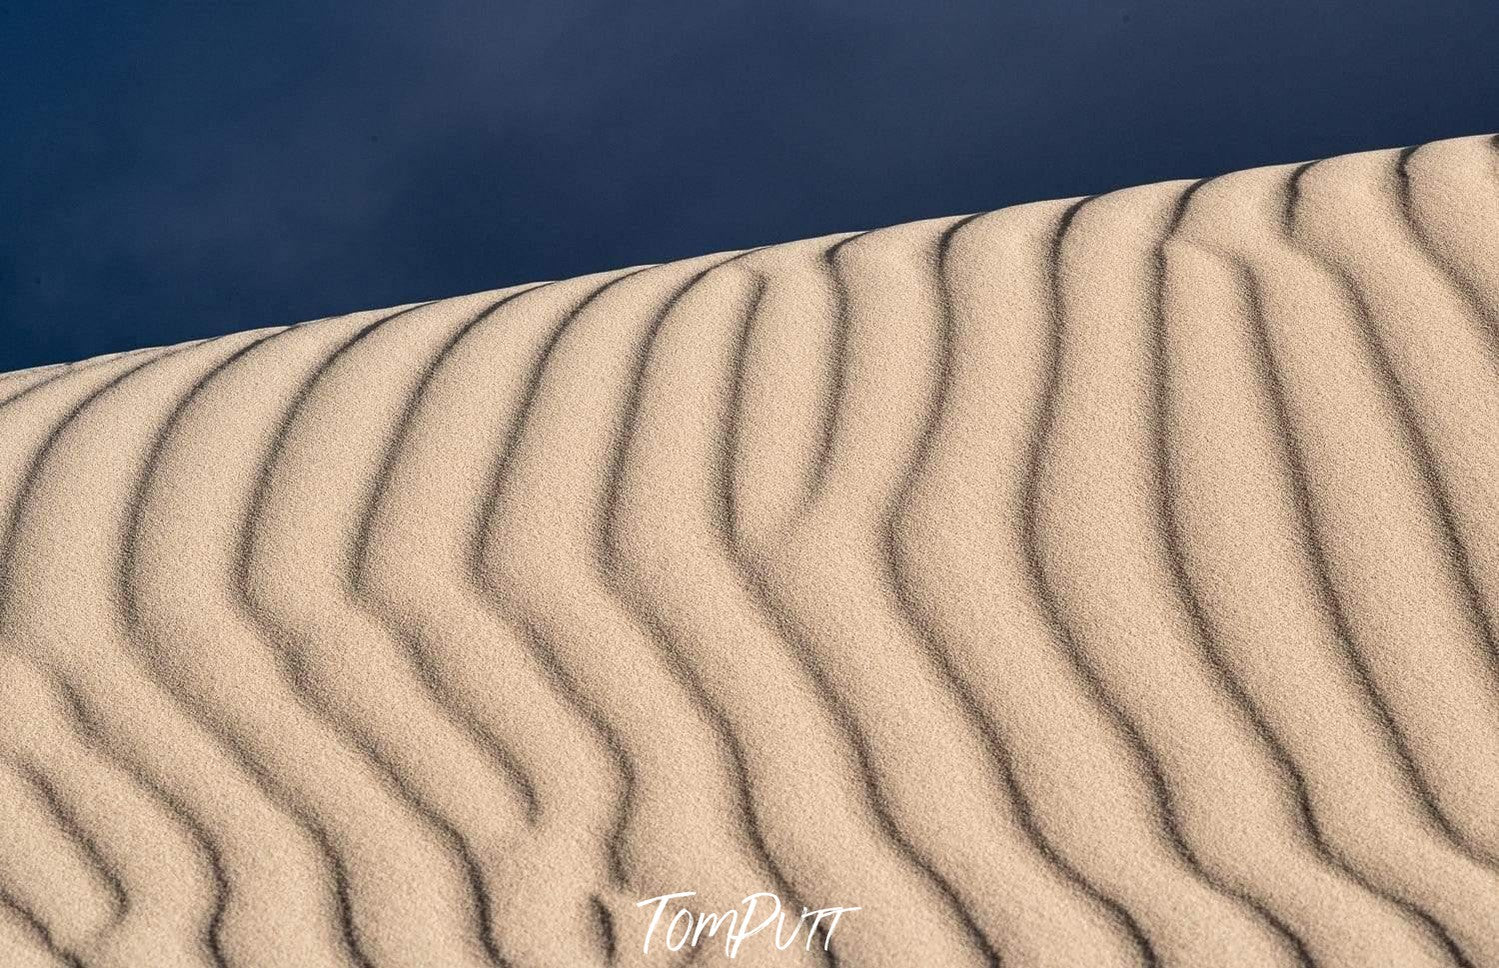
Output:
[[2, 134, 1499, 968]]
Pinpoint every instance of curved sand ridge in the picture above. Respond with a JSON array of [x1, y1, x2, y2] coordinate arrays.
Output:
[[2, 134, 1499, 968]]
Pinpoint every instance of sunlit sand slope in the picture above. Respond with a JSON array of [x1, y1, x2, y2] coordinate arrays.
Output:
[[2, 134, 1498, 968]]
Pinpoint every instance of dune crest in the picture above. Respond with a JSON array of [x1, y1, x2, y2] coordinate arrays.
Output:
[[2, 134, 1498, 967]]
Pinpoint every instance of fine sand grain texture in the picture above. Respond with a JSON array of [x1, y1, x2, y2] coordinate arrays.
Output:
[[2, 133, 1499, 967]]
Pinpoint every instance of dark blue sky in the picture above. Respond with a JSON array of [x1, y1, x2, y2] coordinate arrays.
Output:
[[3, 0, 1496, 371]]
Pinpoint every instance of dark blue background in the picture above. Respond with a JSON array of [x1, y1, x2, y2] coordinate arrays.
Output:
[[3, 0, 1496, 371]]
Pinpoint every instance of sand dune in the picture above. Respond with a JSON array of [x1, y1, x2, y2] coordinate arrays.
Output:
[[2, 133, 1498, 967]]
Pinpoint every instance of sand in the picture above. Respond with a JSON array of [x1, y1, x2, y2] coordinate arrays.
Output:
[[1, 133, 1498, 968]]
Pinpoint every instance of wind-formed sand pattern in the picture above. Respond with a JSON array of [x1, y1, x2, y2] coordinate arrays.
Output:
[[1, 134, 1498, 968]]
